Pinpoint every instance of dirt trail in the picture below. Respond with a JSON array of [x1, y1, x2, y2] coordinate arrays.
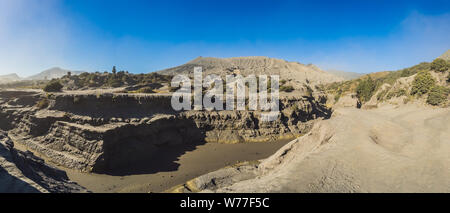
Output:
[[197, 105, 450, 192]]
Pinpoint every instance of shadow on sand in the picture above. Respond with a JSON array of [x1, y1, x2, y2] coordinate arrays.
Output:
[[97, 141, 207, 176], [91, 119, 206, 176]]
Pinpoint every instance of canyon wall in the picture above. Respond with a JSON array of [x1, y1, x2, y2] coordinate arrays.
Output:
[[0, 90, 330, 174]]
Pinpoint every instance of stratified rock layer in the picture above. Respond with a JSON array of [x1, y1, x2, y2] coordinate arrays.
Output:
[[0, 90, 330, 173], [0, 131, 88, 193]]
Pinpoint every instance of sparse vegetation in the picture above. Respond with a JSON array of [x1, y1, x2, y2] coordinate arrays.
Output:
[[59, 69, 173, 90], [324, 62, 432, 99], [386, 88, 407, 100], [324, 60, 450, 107], [426, 85, 449, 106], [355, 76, 376, 103], [136, 87, 155, 93], [43, 80, 63, 92], [376, 88, 390, 101], [334, 89, 343, 103], [36, 98, 49, 109], [430, 58, 450, 72], [410, 70, 436, 96], [304, 84, 313, 97], [280, 85, 294, 92]]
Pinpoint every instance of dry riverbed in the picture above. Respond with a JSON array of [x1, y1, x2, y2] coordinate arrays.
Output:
[[15, 140, 291, 193]]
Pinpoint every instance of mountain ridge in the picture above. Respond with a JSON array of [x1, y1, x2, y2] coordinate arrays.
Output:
[[26, 67, 84, 80], [157, 56, 345, 86]]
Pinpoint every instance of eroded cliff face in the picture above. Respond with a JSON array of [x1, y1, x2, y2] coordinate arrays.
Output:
[[0, 90, 330, 174], [179, 106, 450, 193], [0, 130, 88, 193]]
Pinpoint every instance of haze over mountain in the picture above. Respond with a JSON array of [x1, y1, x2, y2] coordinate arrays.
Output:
[[0, 73, 21, 84], [325, 69, 365, 80], [26, 67, 83, 80], [0, 67, 85, 85], [158, 56, 344, 85], [438, 50, 450, 61]]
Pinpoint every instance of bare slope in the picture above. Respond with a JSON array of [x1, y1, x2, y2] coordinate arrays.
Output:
[[179, 105, 450, 193], [157, 56, 344, 85]]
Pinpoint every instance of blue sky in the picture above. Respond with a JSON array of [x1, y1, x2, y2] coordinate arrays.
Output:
[[0, 0, 449, 76]]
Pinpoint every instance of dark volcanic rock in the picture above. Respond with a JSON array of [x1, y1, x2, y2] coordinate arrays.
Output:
[[0, 131, 88, 193]]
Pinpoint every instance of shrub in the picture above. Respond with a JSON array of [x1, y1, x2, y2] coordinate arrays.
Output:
[[334, 89, 343, 103], [379, 62, 431, 85], [386, 88, 407, 99], [304, 84, 313, 97], [280, 85, 294, 92], [427, 86, 449, 105], [376, 89, 389, 101], [137, 87, 155, 93], [410, 71, 435, 96], [356, 76, 376, 103], [107, 78, 123, 87], [36, 98, 49, 109], [430, 58, 450, 72], [43, 80, 63, 92]]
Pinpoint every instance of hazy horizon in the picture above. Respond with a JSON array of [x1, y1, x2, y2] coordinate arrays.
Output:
[[1, 0, 449, 76]]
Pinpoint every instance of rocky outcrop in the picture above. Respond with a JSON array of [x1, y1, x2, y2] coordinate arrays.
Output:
[[0, 90, 331, 174], [0, 131, 88, 193], [11, 114, 206, 173]]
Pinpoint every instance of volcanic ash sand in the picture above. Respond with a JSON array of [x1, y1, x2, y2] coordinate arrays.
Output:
[[65, 140, 291, 193]]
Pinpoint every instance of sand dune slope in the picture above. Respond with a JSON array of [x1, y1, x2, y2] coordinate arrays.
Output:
[[201, 105, 450, 192]]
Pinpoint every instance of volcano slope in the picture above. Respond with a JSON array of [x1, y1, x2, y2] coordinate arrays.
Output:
[[174, 104, 450, 193]]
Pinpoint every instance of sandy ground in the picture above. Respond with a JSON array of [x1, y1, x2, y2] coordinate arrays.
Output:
[[204, 104, 450, 192], [60, 140, 290, 193]]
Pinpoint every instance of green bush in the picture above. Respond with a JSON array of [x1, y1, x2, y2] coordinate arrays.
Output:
[[334, 89, 343, 103], [280, 85, 294, 92], [356, 76, 376, 103], [386, 88, 407, 99], [62, 71, 172, 90], [410, 71, 435, 96], [430, 58, 450, 72], [427, 86, 449, 105], [137, 87, 155, 93], [374, 62, 431, 86], [107, 77, 123, 87], [43, 80, 63, 92]]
